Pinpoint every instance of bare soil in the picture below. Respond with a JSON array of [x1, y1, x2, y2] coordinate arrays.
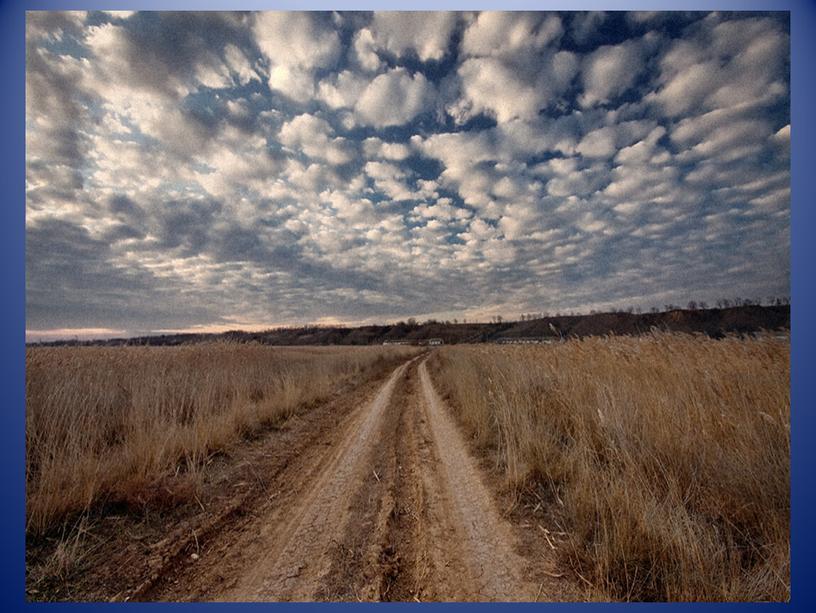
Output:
[[27, 355, 581, 602]]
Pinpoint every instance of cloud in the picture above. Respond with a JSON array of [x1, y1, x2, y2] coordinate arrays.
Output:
[[615, 125, 669, 165], [317, 70, 367, 109], [364, 160, 417, 201], [579, 38, 648, 107], [363, 137, 413, 161], [570, 11, 607, 44], [25, 11, 790, 334], [576, 120, 655, 159], [279, 113, 356, 165], [26, 11, 86, 41], [86, 14, 246, 98], [224, 44, 260, 85], [368, 11, 458, 62], [355, 68, 434, 127], [352, 27, 383, 72], [26, 45, 89, 202], [461, 12, 563, 58], [649, 14, 788, 118], [670, 108, 775, 164], [449, 52, 577, 123], [253, 12, 342, 103], [26, 217, 221, 330]]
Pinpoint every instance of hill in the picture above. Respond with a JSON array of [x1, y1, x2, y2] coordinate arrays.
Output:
[[33, 304, 790, 347]]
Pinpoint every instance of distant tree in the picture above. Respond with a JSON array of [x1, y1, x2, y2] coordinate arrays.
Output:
[[687, 300, 698, 311], [698, 301, 708, 310], [407, 317, 417, 327], [650, 306, 659, 313], [496, 315, 503, 324], [453, 318, 458, 325]]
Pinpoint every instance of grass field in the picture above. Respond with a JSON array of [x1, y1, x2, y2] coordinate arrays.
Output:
[[26, 343, 420, 536], [26, 334, 789, 601], [428, 333, 790, 601]]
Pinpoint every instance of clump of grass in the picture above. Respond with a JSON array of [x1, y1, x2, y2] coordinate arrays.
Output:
[[428, 333, 789, 601], [26, 343, 419, 535]]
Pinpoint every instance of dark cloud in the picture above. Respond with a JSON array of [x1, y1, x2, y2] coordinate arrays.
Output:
[[26, 217, 226, 330], [156, 198, 222, 254], [104, 12, 251, 97]]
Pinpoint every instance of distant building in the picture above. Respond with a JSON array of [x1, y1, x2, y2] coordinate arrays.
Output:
[[495, 337, 553, 345], [383, 338, 443, 346]]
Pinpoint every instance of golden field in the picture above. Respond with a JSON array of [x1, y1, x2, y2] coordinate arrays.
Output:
[[26, 343, 419, 535], [427, 333, 790, 601]]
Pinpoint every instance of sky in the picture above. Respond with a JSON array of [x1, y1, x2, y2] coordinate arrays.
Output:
[[25, 11, 790, 340]]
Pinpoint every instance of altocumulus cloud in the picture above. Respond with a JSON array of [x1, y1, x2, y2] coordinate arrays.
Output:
[[25, 11, 790, 338]]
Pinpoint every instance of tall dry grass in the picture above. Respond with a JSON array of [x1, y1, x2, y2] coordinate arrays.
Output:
[[26, 343, 419, 535], [428, 333, 789, 601]]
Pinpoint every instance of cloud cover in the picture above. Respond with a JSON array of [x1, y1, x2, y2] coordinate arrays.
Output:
[[25, 11, 790, 337]]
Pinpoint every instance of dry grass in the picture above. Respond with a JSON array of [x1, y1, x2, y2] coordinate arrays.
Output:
[[26, 343, 419, 536], [428, 333, 789, 601]]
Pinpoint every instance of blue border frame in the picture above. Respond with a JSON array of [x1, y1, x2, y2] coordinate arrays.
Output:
[[4, 0, 814, 609]]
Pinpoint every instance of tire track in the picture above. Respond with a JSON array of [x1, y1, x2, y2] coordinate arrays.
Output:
[[417, 360, 537, 601], [220, 357, 418, 601]]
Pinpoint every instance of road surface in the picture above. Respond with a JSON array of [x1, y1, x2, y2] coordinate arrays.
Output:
[[115, 355, 577, 601]]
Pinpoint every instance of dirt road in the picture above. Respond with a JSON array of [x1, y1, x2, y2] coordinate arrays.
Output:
[[98, 355, 577, 601]]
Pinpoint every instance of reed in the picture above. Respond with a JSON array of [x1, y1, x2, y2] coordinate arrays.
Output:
[[26, 343, 418, 535], [428, 333, 789, 601]]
